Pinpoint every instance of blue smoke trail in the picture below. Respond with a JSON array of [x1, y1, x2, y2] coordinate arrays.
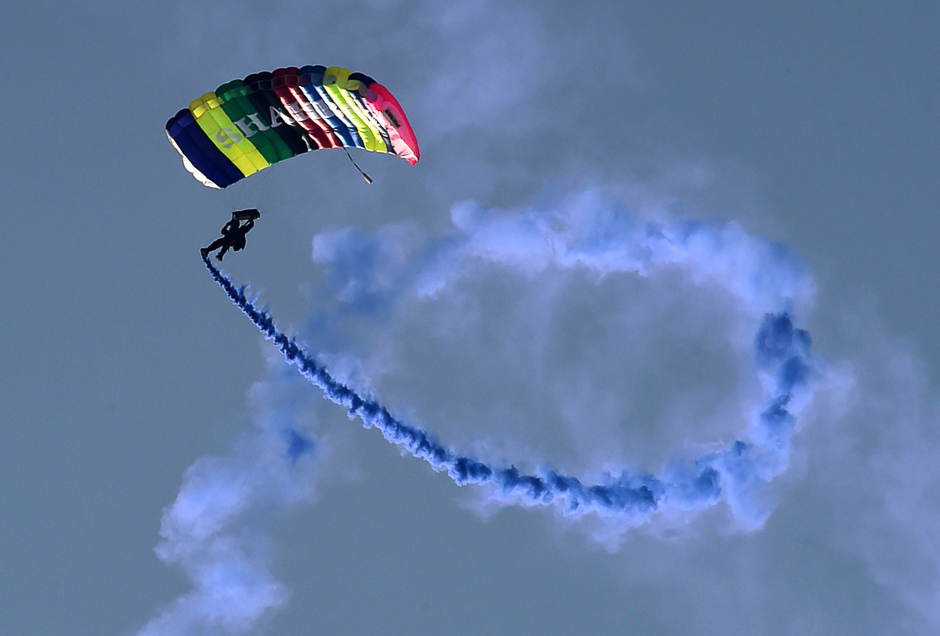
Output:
[[201, 228, 815, 527]]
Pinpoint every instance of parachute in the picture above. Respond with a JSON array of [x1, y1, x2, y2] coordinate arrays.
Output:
[[165, 65, 420, 188]]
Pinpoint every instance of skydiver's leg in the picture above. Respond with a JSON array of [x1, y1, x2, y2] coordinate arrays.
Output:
[[201, 237, 227, 260], [205, 237, 226, 252]]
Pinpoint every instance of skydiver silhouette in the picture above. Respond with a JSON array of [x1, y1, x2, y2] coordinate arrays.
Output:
[[201, 210, 258, 261]]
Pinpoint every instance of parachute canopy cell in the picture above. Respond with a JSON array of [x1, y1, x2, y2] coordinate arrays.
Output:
[[165, 65, 420, 188]]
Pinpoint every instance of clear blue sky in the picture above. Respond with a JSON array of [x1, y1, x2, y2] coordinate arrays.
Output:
[[1, 1, 938, 634]]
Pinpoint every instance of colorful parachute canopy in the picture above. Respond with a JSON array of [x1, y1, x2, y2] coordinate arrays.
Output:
[[165, 65, 420, 189]]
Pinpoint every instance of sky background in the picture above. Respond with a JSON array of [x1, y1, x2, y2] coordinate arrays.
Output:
[[1, 1, 939, 635]]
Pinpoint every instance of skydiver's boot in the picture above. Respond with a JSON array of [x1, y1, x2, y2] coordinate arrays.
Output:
[[200, 247, 209, 258]]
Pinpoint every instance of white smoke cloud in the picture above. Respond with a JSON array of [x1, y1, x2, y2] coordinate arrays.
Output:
[[802, 302, 940, 631], [136, 353, 320, 636]]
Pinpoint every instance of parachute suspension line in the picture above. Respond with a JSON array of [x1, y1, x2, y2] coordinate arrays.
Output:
[[344, 148, 374, 184]]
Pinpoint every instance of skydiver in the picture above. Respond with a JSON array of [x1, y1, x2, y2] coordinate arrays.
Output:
[[201, 210, 259, 261]]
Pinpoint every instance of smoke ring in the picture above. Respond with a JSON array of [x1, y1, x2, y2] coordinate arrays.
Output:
[[202, 198, 818, 529]]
